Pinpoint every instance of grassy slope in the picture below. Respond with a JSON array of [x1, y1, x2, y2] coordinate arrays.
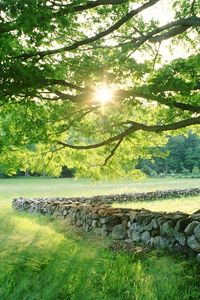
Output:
[[0, 177, 200, 300]]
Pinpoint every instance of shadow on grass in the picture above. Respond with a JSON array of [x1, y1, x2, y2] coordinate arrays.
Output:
[[1, 207, 200, 300]]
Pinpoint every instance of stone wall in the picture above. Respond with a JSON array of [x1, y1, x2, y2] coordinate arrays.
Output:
[[13, 194, 200, 259]]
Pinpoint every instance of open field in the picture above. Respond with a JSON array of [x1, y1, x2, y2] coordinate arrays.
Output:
[[0, 176, 199, 202], [113, 195, 200, 214], [1, 176, 199, 214], [0, 177, 200, 299]]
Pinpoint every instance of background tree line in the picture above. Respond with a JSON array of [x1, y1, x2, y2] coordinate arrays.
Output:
[[137, 132, 200, 176]]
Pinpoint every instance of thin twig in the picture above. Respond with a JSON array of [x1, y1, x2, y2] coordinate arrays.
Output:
[[103, 137, 124, 166]]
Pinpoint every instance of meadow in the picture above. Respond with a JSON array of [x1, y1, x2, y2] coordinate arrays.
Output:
[[0, 177, 200, 300]]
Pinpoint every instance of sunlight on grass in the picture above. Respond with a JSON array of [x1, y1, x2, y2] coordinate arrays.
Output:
[[0, 177, 199, 204], [0, 203, 200, 299], [0, 178, 200, 299], [113, 196, 200, 214]]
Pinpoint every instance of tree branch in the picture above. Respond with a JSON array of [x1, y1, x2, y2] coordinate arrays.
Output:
[[43, 79, 85, 92], [56, 116, 200, 150], [0, 0, 129, 35], [191, 0, 197, 16], [17, 0, 160, 59], [56, 0, 129, 15], [115, 89, 200, 113], [132, 16, 200, 49], [103, 137, 124, 165]]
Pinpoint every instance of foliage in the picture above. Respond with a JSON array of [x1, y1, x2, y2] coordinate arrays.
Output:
[[192, 166, 200, 177], [137, 132, 200, 175], [0, 0, 200, 178]]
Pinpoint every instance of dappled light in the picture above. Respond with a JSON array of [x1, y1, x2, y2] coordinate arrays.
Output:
[[1, 195, 200, 300]]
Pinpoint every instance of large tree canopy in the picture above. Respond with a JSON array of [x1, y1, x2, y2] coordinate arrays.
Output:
[[0, 0, 200, 178]]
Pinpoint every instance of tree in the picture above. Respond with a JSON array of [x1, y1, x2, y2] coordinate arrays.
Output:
[[0, 0, 200, 178], [192, 165, 200, 177], [137, 132, 200, 174]]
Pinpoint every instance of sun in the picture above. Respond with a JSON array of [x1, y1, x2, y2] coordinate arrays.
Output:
[[95, 84, 114, 105]]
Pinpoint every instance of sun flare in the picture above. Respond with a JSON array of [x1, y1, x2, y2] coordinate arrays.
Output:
[[95, 84, 113, 105]]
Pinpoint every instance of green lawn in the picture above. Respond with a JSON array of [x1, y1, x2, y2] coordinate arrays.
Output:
[[113, 195, 200, 214], [0, 176, 199, 202], [0, 177, 200, 300]]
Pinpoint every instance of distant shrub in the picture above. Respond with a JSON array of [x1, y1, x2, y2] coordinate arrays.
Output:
[[181, 168, 190, 174], [192, 166, 200, 178]]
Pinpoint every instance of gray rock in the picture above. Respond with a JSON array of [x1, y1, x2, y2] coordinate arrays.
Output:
[[92, 220, 98, 227], [129, 222, 144, 232], [129, 212, 137, 222], [100, 217, 107, 224], [87, 219, 92, 226], [153, 236, 169, 249], [172, 242, 185, 253], [141, 231, 151, 245], [122, 219, 128, 229], [190, 213, 200, 221], [196, 253, 200, 262], [127, 221, 131, 228], [141, 216, 154, 227], [135, 214, 151, 224], [194, 224, 200, 240], [100, 215, 121, 225], [131, 230, 141, 242], [112, 224, 127, 240], [129, 222, 137, 230], [97, 221, 102, 228], [144, 220, 154, 231], [127, 229, 132, 238], [187, 235, 200, 252], [184, 221, 200, 236], [157, 217, 168, 226], [175, 218, 190, 232], [91, 213, 99, 220], [150, 237, 154, 246], [135, 223, 145, 233], [102, 223, 114, 232], [173, 231, 186, 246], [76, 219, 83, 227], [151, 218, 159, 229], [83, 223, 90, 232], [52, 211, 63, 218], [62, 210, 68, 216], [160, 221, 174, 237], [151, 229, 160, 237], [100, 229, 109, 237], [93, 228, 104, 235], [173, 213, 189, 220]]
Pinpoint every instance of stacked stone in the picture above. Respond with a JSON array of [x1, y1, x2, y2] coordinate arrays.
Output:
[[127, 209, 200, 256], [12, 197, 200, 258]]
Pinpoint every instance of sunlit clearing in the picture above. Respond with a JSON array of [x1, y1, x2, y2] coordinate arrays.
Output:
[[95, 84, 113, 105]]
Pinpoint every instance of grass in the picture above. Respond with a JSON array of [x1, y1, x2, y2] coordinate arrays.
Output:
[[0, 177, 200, 299], [113, 195, 200, 214], [0, 176, 199, 201]]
